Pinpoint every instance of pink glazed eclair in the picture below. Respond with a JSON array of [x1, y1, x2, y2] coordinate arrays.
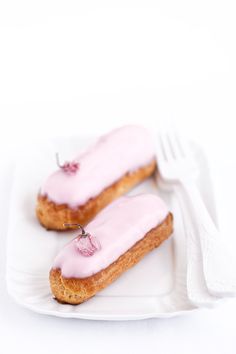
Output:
[[36, 126, 156, 230], [50, 194, 173, 304]]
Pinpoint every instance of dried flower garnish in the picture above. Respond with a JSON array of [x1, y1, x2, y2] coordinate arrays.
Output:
[[56, 153, 79, 175], [64, 223, 101, 257]]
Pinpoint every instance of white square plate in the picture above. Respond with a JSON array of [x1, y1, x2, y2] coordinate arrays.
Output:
[[6, 136, 217, 320]]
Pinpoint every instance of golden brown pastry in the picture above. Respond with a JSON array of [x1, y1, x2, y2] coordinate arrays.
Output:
[[36, 126, 157, 230], [49, 195, 173, 304]]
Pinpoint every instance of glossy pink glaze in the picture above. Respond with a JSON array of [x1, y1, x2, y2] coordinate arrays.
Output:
[[41, 126, 155, 208], [52, 194, 169, 278]]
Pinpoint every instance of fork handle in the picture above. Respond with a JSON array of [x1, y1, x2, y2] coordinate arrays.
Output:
[[177, 180, 236, 297], [174, 187, 219, 306]]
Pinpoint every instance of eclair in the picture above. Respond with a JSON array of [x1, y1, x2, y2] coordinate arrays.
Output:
[[36, 126, 156, 230], [50, 194, 173, 304]]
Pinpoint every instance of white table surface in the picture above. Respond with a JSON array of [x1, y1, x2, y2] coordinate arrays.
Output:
[[0, 1, 236, 353]]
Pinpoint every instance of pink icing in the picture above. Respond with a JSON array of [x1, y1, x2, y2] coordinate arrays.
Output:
[[53, 194, 169, 278], [41, 126, 155, 208]]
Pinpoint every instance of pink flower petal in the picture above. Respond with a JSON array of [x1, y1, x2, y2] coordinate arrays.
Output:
[[62, 161, 79, 174], [74, 233, 101, 257]]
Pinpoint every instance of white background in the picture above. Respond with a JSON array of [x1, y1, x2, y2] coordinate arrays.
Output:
[[0, 1, 236, 353]]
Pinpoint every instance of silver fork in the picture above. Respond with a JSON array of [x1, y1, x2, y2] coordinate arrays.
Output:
[[156, 131, 236, 297]]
